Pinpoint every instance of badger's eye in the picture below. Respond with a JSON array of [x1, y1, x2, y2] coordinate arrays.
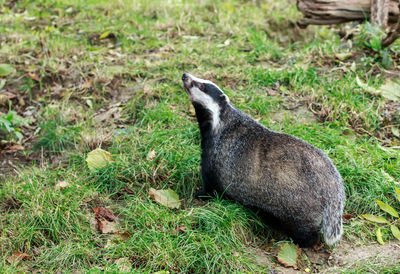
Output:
[[198, 83, 205, 91]]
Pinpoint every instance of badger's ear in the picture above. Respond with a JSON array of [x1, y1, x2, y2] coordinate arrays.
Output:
[[219, 94, 230, 105]]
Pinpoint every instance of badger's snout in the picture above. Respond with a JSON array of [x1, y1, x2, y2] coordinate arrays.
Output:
[[182, 73, 189, 81]]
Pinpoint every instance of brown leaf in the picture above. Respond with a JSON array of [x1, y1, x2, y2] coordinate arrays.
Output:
[[343, 214, 353, 220], [93, 207, 116, 221], [27, 72, 40, 82], [7, 251, 31, 264], [97, 218, 119, 234]]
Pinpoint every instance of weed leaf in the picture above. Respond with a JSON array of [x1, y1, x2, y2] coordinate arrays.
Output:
[[376, 227, 385, 245], [390, 225, 400, 241], [362, 214, 389, 223], [376, 200, 399, 218], [86, 148, 112, 171], [148, 188, 181, 209], [0, 64, 14, 77], [277, 242, 298, 269]]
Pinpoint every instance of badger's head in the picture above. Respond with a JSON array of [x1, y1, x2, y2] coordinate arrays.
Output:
[[182, 73, 230, 133]]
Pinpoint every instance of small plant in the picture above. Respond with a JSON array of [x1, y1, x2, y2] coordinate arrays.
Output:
[[362, 187, 400, 244], [0, 110, 29, 143], [359, 22, 392, 69]]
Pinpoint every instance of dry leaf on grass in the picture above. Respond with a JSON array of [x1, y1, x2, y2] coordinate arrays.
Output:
[[115, 257, 132, 272], [97, 219, 119, 234], [86, 148, 112, 171], [93, 207, 119, 234], [147, 149, 157, 161], [7, 251, 31, 264], [93, 207, 116, 221], [27, 72, 39, 82], [277, 242, 299, 269], [149, 188, 181, 209], [54, 180, 70, 190]]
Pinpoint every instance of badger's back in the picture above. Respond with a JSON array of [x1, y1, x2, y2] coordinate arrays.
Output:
[[203, 108, 345, 247]]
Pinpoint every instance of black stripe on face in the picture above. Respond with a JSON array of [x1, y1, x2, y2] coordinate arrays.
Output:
[[203, 83, 224, 102]]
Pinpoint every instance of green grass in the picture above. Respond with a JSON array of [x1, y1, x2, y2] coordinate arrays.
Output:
[[0, 0, 399, 272]]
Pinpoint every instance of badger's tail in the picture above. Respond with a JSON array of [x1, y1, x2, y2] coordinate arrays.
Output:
[[322, 185, 346, 246]]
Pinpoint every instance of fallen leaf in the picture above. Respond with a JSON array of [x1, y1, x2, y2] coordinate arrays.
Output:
[[147, 149, 156, 161], [377, 80, 400, 101], [376, 200, 399, 218], [7, 251, 31, 264], [149, 188, 181, 209], [356, 77, 400, 102], [376, 227, 385, 245], [0, 64, 14, 77], [343, 214, 353, 220], [27, 72, 39, 81], [93, 207, 116, 221], [391, 225, 400, 241], [115, 257, 132, 272], [362, 214, 389, 224], [93, 207, 119, 234], [54, 180, 70, 190], [153, 271, 169, 274], [97, 218, 119, 234], [86, 148, 112, 171], [277, 242, 299, 269], [396, 187, 400, 203]]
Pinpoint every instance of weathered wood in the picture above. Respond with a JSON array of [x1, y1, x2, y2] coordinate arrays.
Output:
[[297, 0, 399, 27], [370, 0, 389, 28], [382, 3, 400, 46], [297, 0, 400, 46]]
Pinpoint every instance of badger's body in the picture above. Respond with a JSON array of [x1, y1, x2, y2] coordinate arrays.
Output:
[[182, 73, 345, 247]]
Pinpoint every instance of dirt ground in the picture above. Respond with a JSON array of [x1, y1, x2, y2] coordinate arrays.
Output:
[[253, 238, 400, 273]]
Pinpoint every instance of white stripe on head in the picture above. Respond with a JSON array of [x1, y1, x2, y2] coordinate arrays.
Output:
[[185, 73, 230, 103], [189, 85, 221, 132]]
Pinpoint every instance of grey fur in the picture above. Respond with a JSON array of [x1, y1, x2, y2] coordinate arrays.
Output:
[[182, 73, 345, 247]]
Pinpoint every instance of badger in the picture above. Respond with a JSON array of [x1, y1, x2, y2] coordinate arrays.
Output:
[[182, 72, 345, 247]]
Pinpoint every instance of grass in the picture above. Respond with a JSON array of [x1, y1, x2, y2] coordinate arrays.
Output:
[[0, 0, 399, 272]]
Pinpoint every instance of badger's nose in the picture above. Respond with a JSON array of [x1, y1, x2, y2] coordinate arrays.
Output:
[[182, 73, 189, 81]]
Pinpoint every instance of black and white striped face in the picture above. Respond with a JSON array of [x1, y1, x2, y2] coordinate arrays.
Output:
[[182, 73, 229, 131]]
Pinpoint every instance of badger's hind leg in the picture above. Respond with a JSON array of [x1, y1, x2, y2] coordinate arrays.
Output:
[[257, 209, 320, 247], [288, 225, 320, 247]]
